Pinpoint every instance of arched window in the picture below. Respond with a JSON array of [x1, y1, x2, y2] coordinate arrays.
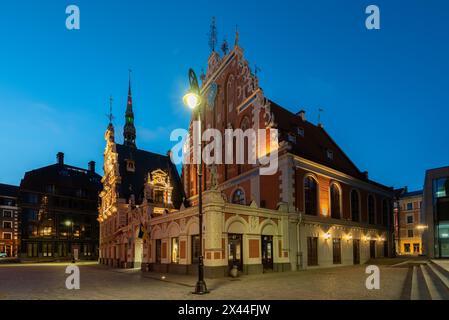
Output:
[[304, 176, 318, 216], [232, 188, 245, 205], [382, 199, 389, 226], [330, 184, 341, 219], [368, 195, 375, 224], [351, 190, 360, 222]]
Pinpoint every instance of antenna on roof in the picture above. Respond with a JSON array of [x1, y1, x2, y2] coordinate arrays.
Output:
[[318, 108, 324, 127]]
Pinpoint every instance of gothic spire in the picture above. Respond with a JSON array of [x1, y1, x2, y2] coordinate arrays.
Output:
[[235, 24, 239, 47], [123, 69, 136, 147], [106, 95, 115, 132], [208, 17, 217, 52]]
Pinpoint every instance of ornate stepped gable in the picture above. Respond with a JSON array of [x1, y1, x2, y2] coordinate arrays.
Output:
[[182, 30, 392, 203], [98, 77, 185, 223]]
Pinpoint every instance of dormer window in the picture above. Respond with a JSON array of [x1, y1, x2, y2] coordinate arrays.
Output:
[[297, 127, 304, 137], [126, 160, 135, 172], [326, 149, 334, 160]]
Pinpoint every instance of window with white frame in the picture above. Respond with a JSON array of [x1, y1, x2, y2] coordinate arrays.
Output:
[[3, 210, 12, 218], [3, 221, 12, 229], [3, 232, 12, 240]]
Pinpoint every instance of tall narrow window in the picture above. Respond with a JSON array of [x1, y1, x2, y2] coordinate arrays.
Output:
[[191, 235, 200, 264], [330, 184, 341, 219], [368, 195, 375, 224], [171, 237, 179, 264], [304, 176, 318, 215], [382, 199, 389, 226], [351, 190, 360, 222], [155, 239, 162, 264]]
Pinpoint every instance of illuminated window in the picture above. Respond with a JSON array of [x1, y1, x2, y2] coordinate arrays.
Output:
[[126, 160, 135, 172], [404, 243, 410, 253], [232, 189, 245, 205], [304, 176, 318, 216], [3, 232, 12, 240], [154, 190, 165, 204], [171, 237, 179, 264], [330, 184, 341, 219]]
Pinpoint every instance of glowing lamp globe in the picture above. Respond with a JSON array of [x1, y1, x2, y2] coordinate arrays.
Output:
[[183, 92, 201, 109]]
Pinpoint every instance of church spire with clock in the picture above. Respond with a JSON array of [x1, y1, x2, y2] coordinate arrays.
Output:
[[123, 71, 136, 147]]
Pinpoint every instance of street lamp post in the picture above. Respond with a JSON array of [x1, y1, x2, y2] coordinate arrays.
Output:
[[183, 68, 208, 295], [65, 220, 74, 263]]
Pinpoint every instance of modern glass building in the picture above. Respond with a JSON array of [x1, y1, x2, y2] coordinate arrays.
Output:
[[422, 166, 449, 258]]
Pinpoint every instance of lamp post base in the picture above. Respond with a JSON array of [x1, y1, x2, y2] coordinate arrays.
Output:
[[192, 280, 209, 295]]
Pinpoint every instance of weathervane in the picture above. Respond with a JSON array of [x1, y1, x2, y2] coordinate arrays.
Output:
[[208, 17, 218, 52], [254, 65, 261, 76], [107, 95, 115, 124], [318, 108, 324, 125]]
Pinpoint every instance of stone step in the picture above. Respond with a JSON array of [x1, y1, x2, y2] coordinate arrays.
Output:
[[412, 265, 431, 300], [420, 264, 449, 300], [428, 262, 449, 291]]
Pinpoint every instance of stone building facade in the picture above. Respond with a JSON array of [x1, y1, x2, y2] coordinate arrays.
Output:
[[393, 188, 423, 255], [99, 33, 394, 277], [98, 79, 185, 268], [0, 183, 20, 257]]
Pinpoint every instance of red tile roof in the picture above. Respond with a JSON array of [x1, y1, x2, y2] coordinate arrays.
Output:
[[269, 100, 391, 191]]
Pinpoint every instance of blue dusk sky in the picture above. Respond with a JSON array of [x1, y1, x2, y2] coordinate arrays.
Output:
[[0, 0, 448, 191]]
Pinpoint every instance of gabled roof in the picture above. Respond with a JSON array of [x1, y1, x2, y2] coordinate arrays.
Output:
[[0, 183, 19, 198], [115, 144, 185, 209], [269, 100, 391, 191]]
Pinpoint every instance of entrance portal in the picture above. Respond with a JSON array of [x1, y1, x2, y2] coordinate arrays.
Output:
[[261, 235, 273, 271], [228, 234, 243, 271]]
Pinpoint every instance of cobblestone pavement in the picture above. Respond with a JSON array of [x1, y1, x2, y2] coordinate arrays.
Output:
[[0, 262, 408, 300]]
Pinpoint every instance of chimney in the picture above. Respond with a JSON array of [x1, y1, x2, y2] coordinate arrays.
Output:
[[362, 171, 369, 179], [88, 161, 96, 173], [57, 152, 64, 165], [297, 110, 306, 121]]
